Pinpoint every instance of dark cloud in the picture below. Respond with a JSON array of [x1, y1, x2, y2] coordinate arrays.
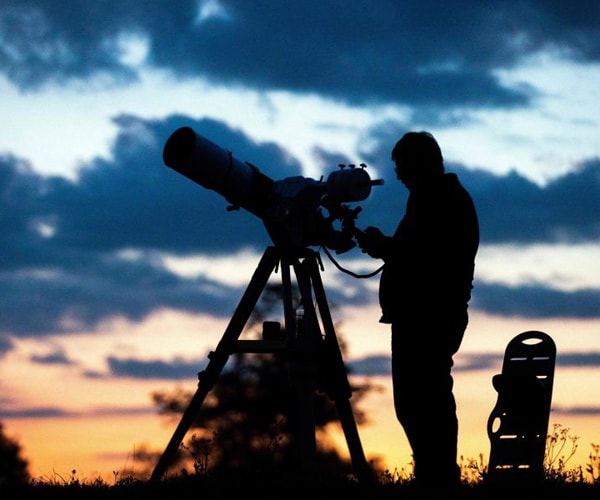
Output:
[[0, 407, 69, 419], [359, 123, 600, 243], [557, 352, 600, 368], [462, 160, 600, 244], [2, 1, 599, 112], [42, 113, 294, 256], [347, 355, 390, 377], [0, 114, 598, 353], [455, 353, 503, 372], [347, 350, 600, 377], [471, 283, 600, 319], [0, 230, 251, 335], [552, 405, 600, 417], [107, 355, 207, 380], [0, 115, 301, 339], [29, 348, 74, 365], [0, 335, 13, 358], [0, 405, 155, 419]]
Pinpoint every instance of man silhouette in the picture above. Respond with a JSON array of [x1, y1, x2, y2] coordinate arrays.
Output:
[[356, 131, 479, 490]]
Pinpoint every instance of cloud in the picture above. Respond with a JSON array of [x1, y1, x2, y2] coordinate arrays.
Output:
[[0, 115, 300, 338], [552, 405, 600, 417], [98, 350, 598, 381], [347, 350, 600, 377], [557, 351, 600, 368], [359, 122, 600, 243], [29, 347, 75, 365], [106, 355, 207, 380], [0, 334, 13, 358], [0, 114, 598, 350], [40, 113, 294, 256], [347, 355, 390, 377], [2, 1, 599, 110], [471, 283, 600, 319], [462, 160, 600, 244], [348, 352, 503, 377], [0, 406, 70, 419], [0, 404, 155, 419]]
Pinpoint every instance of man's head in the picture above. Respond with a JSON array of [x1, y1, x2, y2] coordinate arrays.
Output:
[[391, 131, 444, 190]]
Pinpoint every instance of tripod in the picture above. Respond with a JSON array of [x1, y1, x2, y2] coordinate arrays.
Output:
[[150, 245, 374, 483]]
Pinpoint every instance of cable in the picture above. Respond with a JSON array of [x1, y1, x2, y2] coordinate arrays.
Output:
[[321, 245, 384, 278]]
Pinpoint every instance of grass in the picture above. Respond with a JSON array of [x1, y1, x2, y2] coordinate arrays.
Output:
[[4, 467, 600, 500], [3, 425, 599, 499]]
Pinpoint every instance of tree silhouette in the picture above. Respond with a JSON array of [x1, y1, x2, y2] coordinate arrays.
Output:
[[0, 422, 30, 485], [150, 283, 380, 478]]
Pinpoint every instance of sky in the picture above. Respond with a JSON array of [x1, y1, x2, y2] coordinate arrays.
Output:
[[1, 0, 599, 483]]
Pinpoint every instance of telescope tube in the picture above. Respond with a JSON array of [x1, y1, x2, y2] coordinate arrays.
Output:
[[163, 127, 274, 217]]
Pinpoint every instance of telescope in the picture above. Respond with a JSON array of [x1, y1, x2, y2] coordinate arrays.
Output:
[[163, 126, 383, 253], [153, 126, 382, 483]]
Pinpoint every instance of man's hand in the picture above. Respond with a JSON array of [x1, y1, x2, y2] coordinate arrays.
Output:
[[355, 226, 387, 259]]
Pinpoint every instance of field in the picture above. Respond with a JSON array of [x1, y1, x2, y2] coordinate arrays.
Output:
[[3, 469, 599, 500], [2, 423, 598, 499]]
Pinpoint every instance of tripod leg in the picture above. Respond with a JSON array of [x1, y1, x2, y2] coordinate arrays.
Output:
[[150, 246, 281, 481], [287, 256, 319, 471], [303, 253, 376, 484]]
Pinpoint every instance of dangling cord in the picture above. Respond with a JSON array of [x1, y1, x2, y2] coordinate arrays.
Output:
[[321, 245, 384, 278]]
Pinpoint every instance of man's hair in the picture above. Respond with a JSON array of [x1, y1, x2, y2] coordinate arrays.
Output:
[[391, 131, 444, 174]]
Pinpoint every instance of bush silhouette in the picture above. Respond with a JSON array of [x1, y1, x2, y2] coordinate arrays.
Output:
[[0, 422, 30, 486], [150, 283, 380, 478]]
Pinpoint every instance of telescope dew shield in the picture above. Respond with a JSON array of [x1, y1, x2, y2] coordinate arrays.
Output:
[[162, 126, 274, 217]]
